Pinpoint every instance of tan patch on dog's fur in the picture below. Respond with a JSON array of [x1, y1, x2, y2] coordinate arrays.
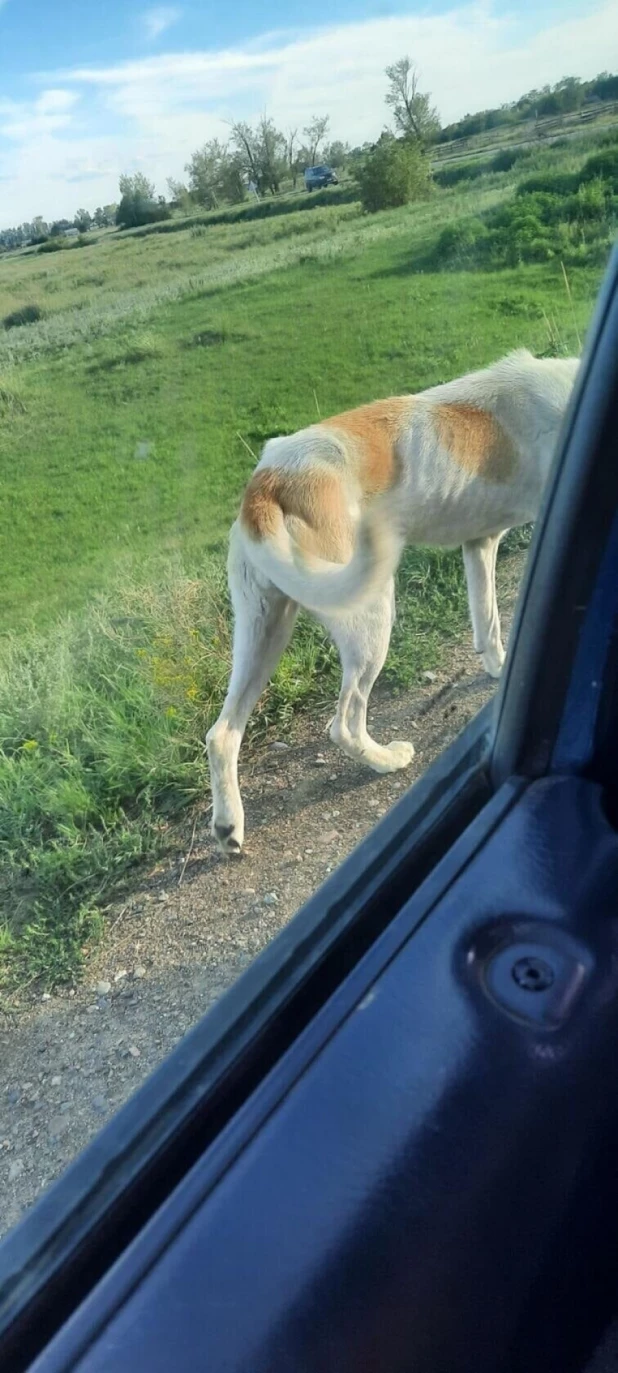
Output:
[[241, 467, 353, 562], [434, 403, 516, 482], [323, 397, 414, 496]]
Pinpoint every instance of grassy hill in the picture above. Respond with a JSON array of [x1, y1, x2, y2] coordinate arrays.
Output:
[[0, 121, 614, 987]]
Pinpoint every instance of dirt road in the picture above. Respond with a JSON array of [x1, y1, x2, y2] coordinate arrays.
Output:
[[0, 584, 521, 1235]]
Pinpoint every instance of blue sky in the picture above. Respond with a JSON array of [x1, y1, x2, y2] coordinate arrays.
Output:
[[1, 0, 617, 224]]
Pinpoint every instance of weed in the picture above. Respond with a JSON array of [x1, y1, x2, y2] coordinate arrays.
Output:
[[3, 303, 43, 329]]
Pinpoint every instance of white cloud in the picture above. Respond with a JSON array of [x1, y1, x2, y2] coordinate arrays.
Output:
[[141, 7, 181, 42], [0, 89, 79, 145], [2, 0, 618, 225]]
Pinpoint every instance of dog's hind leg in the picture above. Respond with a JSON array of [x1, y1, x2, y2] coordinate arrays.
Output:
[[325, 581, 415, 774], [207, 525, 298, 855], [462, 533, 505, 679]]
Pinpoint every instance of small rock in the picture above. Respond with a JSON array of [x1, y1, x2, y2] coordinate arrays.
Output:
[[49, 1115, 69, 1140], [304, 847, 314, 855], [6, 1089, 19, 1105], [114, 970, 127, 983], [8, 1159, 24, 1183], [133, 966, 146, 980], [271, 742, 289, 751], [60, 1101, 71, 1114], [22, 1083, 33, 1092], [158, 891, 169, 903], [422, 671, 437, 683], [41, 992, 51, 1003], [328, 773, 337, 781], [263, 892, 278, 907], [319, 830, 340, 845], [128, 1045, 141, 1058], [51, 1076, 61, 1087], [314, 757, 327, 767], [68, 989, 76, 997], [241, 887, 256, 896], [96, 981, 111, 996], [92, 1096, 108, 1115]]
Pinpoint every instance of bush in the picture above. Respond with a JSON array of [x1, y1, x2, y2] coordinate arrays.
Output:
[[579, 146, 618, 193], [433, 217, 489, 266], [434, 147, 528, 189], [517, 171, 578, 198], [37, 238, 65, 254], [491, 147, 526, 173], [116, 194, 172, 230], [358, 136, 432, 213], [3, 303, 44, 330], [570, 177, 610, 221], [434, 160, 487, 188]]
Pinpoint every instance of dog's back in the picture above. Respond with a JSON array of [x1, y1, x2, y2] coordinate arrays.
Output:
[[237, 350, 579, 611]]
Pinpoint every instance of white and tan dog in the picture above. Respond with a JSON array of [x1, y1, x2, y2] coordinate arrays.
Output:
[[207, 349, 579, 853]]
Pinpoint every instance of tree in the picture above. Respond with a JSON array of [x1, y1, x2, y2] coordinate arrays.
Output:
[[286, 128, 301, 187], [115, 172, 169, 228], [385, 58, 440, 145], [74, 208, 92, 233], [323, 140, 350, 170], [256, 116, 286, 194], [229, 122, 262, 189], [303, 115, 330, 166], [358, 133, 431, 213], [185, 141, 226, 208], [230, 118, 286, 196], [119, 172, 155, 201], [185, 141, 245, 208]]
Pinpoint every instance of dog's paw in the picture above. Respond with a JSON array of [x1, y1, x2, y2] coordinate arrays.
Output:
[[481, 646, 505, 679], [212, 820, 244, 857], [385, 740, 415, 770], [367, 739, 415, 773]]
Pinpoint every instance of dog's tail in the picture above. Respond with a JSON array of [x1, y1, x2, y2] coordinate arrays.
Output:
[[239, 470, 402, 614]]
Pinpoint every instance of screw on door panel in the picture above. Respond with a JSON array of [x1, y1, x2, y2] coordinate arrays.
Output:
[[511, 956, 555, 992]]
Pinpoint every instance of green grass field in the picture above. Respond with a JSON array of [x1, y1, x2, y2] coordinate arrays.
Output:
[[0, 130, 613, 989]]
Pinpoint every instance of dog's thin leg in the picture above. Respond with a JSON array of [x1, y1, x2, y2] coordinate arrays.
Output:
[[207, 528, 298, 855], [325, 582, 414, 774], [462, 534, 505, 678]]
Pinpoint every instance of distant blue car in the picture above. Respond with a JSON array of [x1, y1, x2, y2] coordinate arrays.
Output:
[[304, 164, 339, 191]]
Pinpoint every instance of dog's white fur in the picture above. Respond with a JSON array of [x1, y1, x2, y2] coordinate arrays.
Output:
[[207, 350, 579, 853]]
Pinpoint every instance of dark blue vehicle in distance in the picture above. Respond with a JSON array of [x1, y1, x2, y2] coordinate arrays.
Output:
[[304, 163, 339, 190]]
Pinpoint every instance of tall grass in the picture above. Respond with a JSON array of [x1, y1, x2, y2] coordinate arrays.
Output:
[[0, 537, 487, 988]]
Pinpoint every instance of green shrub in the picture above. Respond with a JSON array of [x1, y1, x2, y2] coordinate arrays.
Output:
[[579, 146, 618, 192], [37, 238, 65, 254], [570, 177, 610, 221], [491, 147, 526, 172], [358, 136, 432, 213], [433, 217, 489, 265], [434, 160, 487, 188], [517, 171, 578, 197], [116, 194, 172, 230], [3, 303, 44, 329]]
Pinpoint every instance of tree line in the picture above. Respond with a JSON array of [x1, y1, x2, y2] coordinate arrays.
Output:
[[2, 65, 616, 246], [0, 59, 439, 242], [439, 71, 618, 144]]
